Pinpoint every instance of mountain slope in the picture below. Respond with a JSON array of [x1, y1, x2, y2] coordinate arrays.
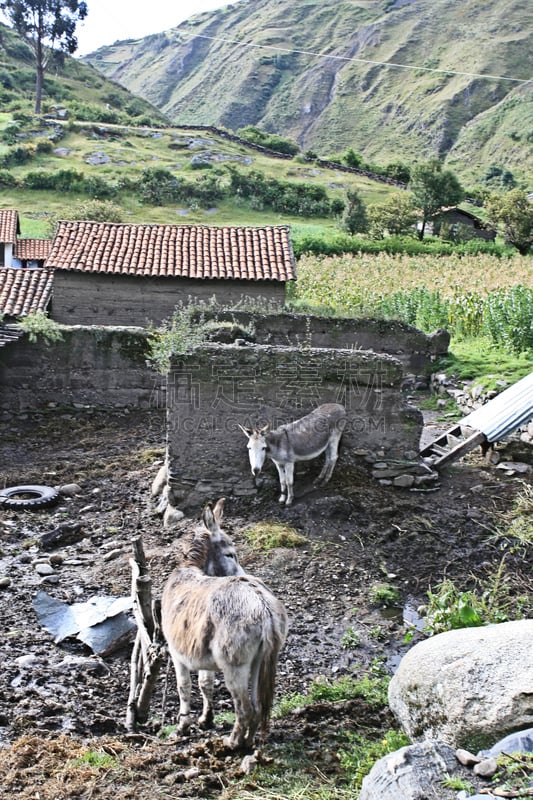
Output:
[[84, 0, 532, 184]]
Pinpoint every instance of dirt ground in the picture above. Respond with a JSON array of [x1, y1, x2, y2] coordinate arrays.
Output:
[[0, 405, 531, 799]]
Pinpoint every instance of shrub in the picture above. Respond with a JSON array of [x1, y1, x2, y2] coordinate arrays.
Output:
[[483, 285, 533, 353]]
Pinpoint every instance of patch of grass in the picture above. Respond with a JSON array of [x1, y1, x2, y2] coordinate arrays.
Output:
[[370, 583, 401, 607], [338, 729, 410, 791], [341, 627, 361, 650], [492, 481, 533, 553], [70, 750, 118, 769], [274, 671, 389, 719], [437, 337, 533, 389], [441, 773, 475, 791], [493, 751, 533, 794], [242, 521, 307, 552]]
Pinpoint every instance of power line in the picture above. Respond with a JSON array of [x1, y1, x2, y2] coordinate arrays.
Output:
[[179, 30, 532, 85]]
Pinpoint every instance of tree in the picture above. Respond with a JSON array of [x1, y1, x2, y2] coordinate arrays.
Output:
[[409, 160, 464, 239], [0, 0, 88, 114], [367, 192, 417, 238], [485, 189, 533, 255], [342, 189, 368, 235]]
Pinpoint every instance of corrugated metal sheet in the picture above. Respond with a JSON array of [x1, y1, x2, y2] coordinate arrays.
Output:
[[461, 371, 533, 442]]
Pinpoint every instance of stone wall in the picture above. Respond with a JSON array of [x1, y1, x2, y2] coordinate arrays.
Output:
[[166, 343, 423, 511], [0, 326, 163, 411], [196, 310, 450, 373]]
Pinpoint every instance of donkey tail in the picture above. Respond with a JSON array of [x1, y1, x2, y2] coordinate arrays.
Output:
[[256, 607, 288, 734]]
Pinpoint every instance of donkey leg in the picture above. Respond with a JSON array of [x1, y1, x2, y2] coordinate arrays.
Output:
[[273, 460, 288, 504], [222, 665, 254, 749], [198, 669, 215, 729], [171, 655, 193, 733], [315, 433, 342, 485], [284, 461, 295, 505]]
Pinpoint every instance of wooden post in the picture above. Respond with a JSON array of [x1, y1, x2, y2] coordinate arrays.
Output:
[[125, 536, 167, 732]]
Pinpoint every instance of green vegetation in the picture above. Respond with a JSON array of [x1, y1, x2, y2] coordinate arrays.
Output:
[[423, 561, 531, 636], [242, 521, 307, 552], [84, 1, 532, 187], [17, 312, 63, 344], [338, 730, 410, 791], [370, 583, 401, 608], [274, 669, 390, 719]]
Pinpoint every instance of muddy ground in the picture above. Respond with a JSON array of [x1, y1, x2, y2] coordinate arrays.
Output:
[[0, 405, 531, 799]]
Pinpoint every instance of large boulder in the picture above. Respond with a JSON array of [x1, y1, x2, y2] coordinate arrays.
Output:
[[388, 619, 533, 751]]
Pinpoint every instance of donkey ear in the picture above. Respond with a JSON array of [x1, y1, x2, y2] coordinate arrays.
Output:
[[213, 497, 225, 524], [259, 424, 270, 435], [238, 423, 253, 438], [202, 502, 216, 534]]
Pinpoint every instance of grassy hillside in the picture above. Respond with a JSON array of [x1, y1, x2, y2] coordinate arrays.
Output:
[[84, 0, 533, 186], [0, 113, 398, 238], [0, 23, 167, 126]]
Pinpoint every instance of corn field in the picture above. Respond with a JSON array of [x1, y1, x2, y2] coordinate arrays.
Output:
[[292, 253, 533, 353]]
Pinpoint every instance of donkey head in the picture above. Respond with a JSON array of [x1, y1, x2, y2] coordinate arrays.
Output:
[[202, 497, 245, 577], [239, 424, 271, 477]]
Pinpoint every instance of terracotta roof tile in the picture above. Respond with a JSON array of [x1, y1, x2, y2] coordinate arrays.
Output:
[[46, 222, 296, 282], [0, 267, 54, 317], [13, 239, 53, 260], [0, 210, 20, 244]]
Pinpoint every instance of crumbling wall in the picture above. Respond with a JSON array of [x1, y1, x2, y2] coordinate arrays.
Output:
[[196, 310, 450, 373], [0, 326, 163, 410], [166, 343, 423, 511]]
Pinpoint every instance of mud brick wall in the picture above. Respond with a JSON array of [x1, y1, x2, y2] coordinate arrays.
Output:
[[197, 310, 450, 373], [0, 327, 163, 410], [166, 343, 423, 511]]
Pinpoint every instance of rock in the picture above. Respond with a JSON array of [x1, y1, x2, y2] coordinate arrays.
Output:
[[388, 620, 533, 750], [35, 563, 55, 576], [358, 739, 457, 800], [393, 474, 415, 488], [455, 748, 480, 766], [478, 727, 533, 758], [473, 757, 498, 777], [496, 461, 531, 474], [40, 521, 84, 549], [59, 483, 82, 497], [0, 576, 11, 589]]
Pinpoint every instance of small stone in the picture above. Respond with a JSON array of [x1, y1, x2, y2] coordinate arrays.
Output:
[[393, 474, 415, 488], [183, 767, 200, 780], [35, 562, 55, 576], [102, 548, 123, 562], [59, 483, 82, 497], [455, 748, 481, 766], [0, 576, 12, 589], [473, 757, 498, 778], [240, 751, 259, 774]]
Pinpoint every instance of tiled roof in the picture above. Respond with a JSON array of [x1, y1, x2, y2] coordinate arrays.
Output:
[[46, 222, 296, 282], [14, 238, 53, 260], [0, 268, 54, 317], [0, 210, 20, 244]]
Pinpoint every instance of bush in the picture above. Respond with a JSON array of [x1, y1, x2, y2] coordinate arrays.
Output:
[[0, 169, 17, 187], [483, 285, 533, 353]]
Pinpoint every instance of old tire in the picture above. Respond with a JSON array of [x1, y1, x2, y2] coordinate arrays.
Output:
[[0, 485, 60, 510]]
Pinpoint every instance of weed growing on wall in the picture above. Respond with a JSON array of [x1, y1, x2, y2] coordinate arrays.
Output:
[[17, 312, 63, 345]]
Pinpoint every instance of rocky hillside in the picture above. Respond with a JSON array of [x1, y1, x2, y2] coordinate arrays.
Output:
[[84, 0, 532, 184]]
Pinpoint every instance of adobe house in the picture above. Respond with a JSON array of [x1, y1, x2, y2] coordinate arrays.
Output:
[[46, 221, 296, 327], [0, 209, 52, 268], [431, 207, 496, 241]]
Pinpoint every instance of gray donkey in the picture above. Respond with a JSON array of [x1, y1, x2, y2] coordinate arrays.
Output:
[[240, 403, 346, 505], [161, 498, 288, 749]]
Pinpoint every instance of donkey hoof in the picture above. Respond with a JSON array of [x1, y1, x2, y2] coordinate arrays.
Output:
[[199, 711, 214, 730], [222, 734, 242, 750], [278, 495, 286, 504], [177, 715, 192, 734]]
